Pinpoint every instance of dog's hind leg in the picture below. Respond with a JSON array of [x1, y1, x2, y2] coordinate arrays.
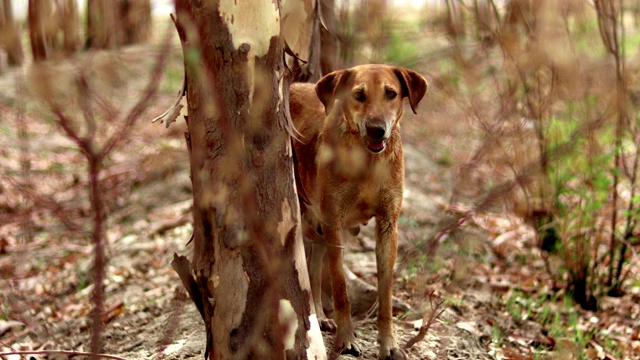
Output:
[[303, 216, 337, 332], [324, 224, 362, 357], [309, 241, 337, 332]]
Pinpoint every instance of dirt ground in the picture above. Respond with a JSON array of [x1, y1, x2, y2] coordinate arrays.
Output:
[[1, 33, 639, 360]]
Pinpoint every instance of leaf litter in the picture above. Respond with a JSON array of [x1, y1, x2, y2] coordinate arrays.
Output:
[[0, 41, 639, 360]]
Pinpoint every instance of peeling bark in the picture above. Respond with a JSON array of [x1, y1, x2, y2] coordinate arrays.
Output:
[[282, 0, 313, 68], [282, 0, 338, 82], [173, 1, 326, 359]]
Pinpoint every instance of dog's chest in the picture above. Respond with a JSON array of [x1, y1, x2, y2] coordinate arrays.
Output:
[[340, 168, 397, 226], [342, 191, 378, 226], [307, 137, 401, 228]]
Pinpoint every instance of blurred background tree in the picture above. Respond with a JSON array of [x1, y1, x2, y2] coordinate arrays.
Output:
[[0, 0, 24, 67]]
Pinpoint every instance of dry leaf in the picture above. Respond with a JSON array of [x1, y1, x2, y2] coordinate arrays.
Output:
[[152, 73, 186, 128], [455, 321, 482, 337], [0, 320, 25, 337]]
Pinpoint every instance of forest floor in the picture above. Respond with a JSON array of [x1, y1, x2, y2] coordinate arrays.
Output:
[[1, 27, 640, 360]]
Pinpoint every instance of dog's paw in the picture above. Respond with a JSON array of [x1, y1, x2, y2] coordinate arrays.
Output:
[[379, 347, 406, 360], [335, 341, 361, 357], [334, 332, 361, 357], [318, 317, 337, 333]]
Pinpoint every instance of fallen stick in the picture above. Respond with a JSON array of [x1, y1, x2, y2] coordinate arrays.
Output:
[[0, 350, 126, 360]]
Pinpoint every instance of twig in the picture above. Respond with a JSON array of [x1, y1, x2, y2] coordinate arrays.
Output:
[[0, 326, 34, 346], [4, 177, 84, 233], [121, 339, 144, 352], [403, 291, 445, 349], [362, 298, 378, 320], [101, 300, 125, 323], [0, 350, 126, 360], [76, 73, 98, 143], [151, 215, 190, 236]]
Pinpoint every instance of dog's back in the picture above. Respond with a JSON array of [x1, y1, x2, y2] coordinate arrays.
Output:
[[289, 83, 324, 141], [289, 83, 325, 207]]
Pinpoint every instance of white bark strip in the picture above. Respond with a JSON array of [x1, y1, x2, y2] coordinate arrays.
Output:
[[218, 1, 280, 57], [218, 0, 280, 109], [278, 299, 299, 350], [306, 314, 326, 359]]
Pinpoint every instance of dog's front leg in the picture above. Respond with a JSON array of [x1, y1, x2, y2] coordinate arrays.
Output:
[[376, 215, 405, 360], [323, 223, 362, 357]]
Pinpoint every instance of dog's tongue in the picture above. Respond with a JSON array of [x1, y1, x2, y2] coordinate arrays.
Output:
[[368, 140, 385, 151]]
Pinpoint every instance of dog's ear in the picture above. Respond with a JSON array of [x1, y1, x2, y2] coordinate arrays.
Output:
[[316, 70, 352, 115], [393, 68, 428, 114]]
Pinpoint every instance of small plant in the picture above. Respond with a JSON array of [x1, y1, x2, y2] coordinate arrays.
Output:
[[491, 325, 503, 346], [443, 295, 463, 308], [502, 292, 599, 358]]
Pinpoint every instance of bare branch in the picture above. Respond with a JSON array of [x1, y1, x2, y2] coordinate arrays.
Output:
[[403, 292, 445, 349], [100, 23, 174, 159]]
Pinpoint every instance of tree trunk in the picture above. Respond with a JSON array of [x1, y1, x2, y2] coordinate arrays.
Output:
[[121, 0, 152, 45], [0, 0, 4, 72], [60, 0, 81, 54], [319, 0, 339, 75], [1, 0, 24, 66], [28, 0, 51, 62], [173, 1, 326, 359], [86, 0, 119, 49]]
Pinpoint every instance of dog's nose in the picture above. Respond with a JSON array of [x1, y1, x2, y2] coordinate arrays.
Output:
[[365, 123, 387, 140]]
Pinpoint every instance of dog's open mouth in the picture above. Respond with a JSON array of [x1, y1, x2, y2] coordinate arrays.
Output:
[[366, 139, 386, 153]]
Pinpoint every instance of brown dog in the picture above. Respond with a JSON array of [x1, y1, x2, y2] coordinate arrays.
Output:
[[289, 64, 427, 359]]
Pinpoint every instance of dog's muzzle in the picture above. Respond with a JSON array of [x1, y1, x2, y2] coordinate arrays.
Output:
[[364, 122, 388, 153]]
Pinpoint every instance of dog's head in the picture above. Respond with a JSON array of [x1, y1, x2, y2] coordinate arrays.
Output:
[[316, 64, 427, 154]]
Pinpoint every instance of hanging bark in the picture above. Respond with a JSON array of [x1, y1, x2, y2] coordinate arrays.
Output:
[[282, 0, 338, 83], [173, 1, 326, 359], [1, 0, 24, 66], [282, 0, 318, 82]]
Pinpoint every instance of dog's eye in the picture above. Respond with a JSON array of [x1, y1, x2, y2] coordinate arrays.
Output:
[[353, 91, 366, 103], [385, 89, 397, 100]]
